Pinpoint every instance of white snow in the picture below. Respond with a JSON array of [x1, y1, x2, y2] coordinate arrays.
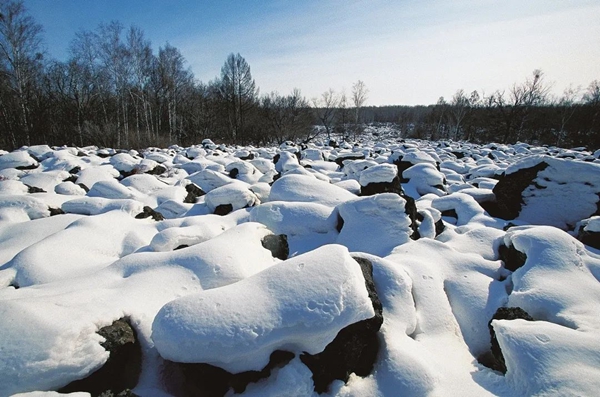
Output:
[[0, 131, 599, 396], [152, 244, 374, 373]]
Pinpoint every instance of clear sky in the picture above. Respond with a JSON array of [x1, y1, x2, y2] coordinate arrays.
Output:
[[25, 0, 600, 106]]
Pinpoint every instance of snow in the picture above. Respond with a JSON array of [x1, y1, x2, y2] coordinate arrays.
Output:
[[0, 131, 599, 396], [152, 244, 374, 373], [358, 163, 397, 186]]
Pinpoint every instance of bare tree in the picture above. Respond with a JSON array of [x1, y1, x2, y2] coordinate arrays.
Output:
[[262, 88, 311, 144], [218, 53, 258, 143], [491, 69, 550, 143], [448, 89, 469, 140], [312, 88, 339, 142], [553, 85, 580, 146], [352, 80, 368, 124], [0, 0, 44, 146], [583, 80, 600, 145]]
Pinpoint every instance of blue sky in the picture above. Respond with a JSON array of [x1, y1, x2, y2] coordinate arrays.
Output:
[[25, 0, 600, 106]]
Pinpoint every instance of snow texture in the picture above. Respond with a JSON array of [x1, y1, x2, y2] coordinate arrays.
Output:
[[0, 131, 599, 396]]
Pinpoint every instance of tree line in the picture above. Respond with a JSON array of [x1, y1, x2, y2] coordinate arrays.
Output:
[[0, 0, 598, 151], [358, 72, 600, 149]]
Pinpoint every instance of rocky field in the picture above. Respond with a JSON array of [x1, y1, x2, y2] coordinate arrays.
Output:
[[0, 128, 599, 397]]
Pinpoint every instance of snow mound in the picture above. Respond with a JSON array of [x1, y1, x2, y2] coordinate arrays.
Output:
[[152, 244, 374, 373]]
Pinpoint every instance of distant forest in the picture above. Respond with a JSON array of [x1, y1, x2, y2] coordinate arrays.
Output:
[[0, 0, 599, 151]]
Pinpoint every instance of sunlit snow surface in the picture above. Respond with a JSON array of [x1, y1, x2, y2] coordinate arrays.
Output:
[[0, 132, 599, 396]]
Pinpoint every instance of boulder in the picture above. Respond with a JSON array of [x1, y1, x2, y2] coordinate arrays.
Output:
[[135, 206, 165, 221], [183, 183, 205, 203], [485, 157, 600, 230], [163, 350, 295, 397], [576, 216, 600, 249], [300, 256, 383, 393], [486, 161, 549, 220], [59, 318, 142, 396], [498, 243, 527, 272], [358, 163, 403, 196], [261, 234, 289, 260], [481, 307, 534, 374]]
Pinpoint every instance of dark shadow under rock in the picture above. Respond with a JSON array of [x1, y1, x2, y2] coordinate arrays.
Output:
[[488, 161, 549, 220], [59, 318, 142, 396], [479, 307, 534, 374], [300, 257, 383, 394], [334, 153, 366, 169], [163, 350, 294, 397], [228, 168, 239, 179], [63, 174, 78, 183], [119, 170, 137, 179], [16, 163, 39, 170], [135, 206, 165, 221], [174, 244, 189, 250], [261, 234, 289, 260], [183, 183, 205, 203], [392, 158, 413, 183], [147, 164, 167, 175], [336, 212, 345, 233], [359, 175, 403, 197], [214, 204, 233, 216], [49, 207, 65, 216], [69, 166, 82, 174], [498, 243, 527, 272], [26, 184, 46, 193], [403, 195, 420, 240], [434, 218, 445, 236], [577, 229, 600, 250], [78, 183, 90, 192]]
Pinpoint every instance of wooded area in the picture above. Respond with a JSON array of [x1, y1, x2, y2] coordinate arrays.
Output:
[[0, 0, 598, 150]]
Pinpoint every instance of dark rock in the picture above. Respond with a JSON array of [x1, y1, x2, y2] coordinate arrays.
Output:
[[146, 164, 167, 175], [434, 219, 445, 236], [441, 209, 458, 219], [336, 213, 344, 233], [183, 183, 205, 204], [301, 256, 383, 393], [498, 243, 527, 272], [481, 307, 534, 374], [488, 161, 549, 219], [26, 184, 46, 193], [268, 172, 282, 186], [392, 158, 413, 183], [403, 195, 420, 240], [135, 206, 165, 221], [119, 170, 137, 179], [359, 175, 403, 197], [78, 183, 90, 193], [69, 166, 82, 174], [261, 234, 289, 260], [163, 350, 295, 397], [214, 204, 233, 216], [577, 228, 600, 250], [16, 163, 39, 170], [334, 153, 366, 168], [228, 168, 239, 179], [59, 318, 142, 396], [452, 151, 465, 159], [63, 174, 78, 183], [272, 153, 280, 165], [238, 153, 254, 161], [174, 244, 189, 250], [49, 207, 65, 216]]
